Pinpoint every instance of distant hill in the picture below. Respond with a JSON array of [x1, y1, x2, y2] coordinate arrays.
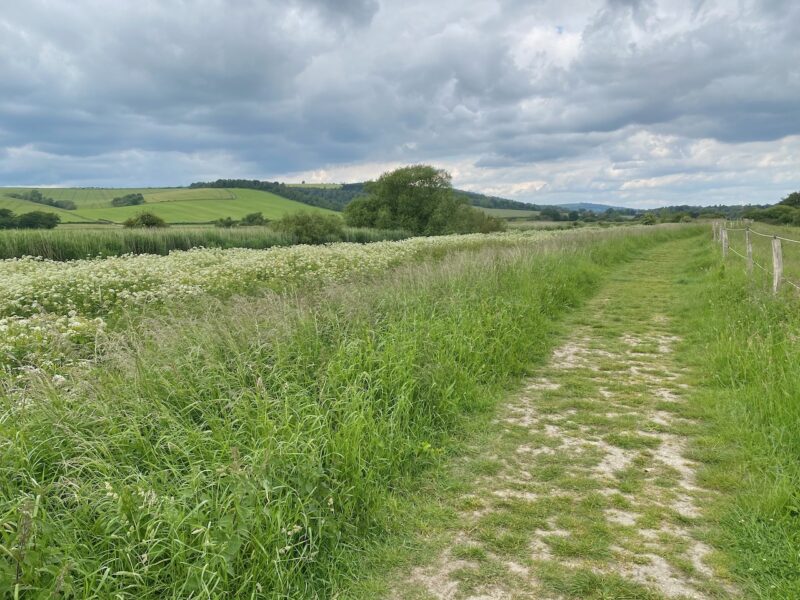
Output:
[[0, 187, 334, 224], [557, 202, 631, 213], [454, 190, 540, 211], [190, 179, 542, 213]]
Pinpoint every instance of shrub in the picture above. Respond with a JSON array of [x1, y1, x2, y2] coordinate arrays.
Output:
[[0, 208, 16, 229], [272, 212, 344, 244], [123, 212, 168, 228], [15, 210, 61, 229], [240, 212, 268, 226], [214, 217, 239, 228], [539, 207, 563, 221], [111, 193, 145, 207], [640, 213, 657, 225]]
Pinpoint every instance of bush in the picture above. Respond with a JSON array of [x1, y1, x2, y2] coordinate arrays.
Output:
[[241, 212, 268, 226], [15, 211, 61, 229], [0, 208, 16, 229], [272, 212, 344, 244], [123, 212, 168, 228], [428, 202, 505, 234], [214, 217, 239, 228], [539, 207, 562, 221], [111, 193, 145, 207], [640, 213, 657, 225]]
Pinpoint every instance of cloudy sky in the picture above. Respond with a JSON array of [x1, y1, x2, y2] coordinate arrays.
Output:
[[1, 0, 798, 207]]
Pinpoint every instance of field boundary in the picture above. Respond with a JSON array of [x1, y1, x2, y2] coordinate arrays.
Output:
[[713, 220, 800, 293]]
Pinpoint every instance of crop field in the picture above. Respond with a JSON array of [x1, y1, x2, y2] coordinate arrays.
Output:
[[0, 187, 330, 224], [1, 223, 798, 598]]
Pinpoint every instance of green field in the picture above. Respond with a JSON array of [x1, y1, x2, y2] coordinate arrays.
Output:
[[0, 187, 333, 224], [286, 183, 343, 189], [2, 187, 190, 209], [477, 206, 540, 219], [0, 196, 89, 223]]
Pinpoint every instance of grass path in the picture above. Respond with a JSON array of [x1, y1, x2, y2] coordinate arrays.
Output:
[[383, 238, 738, 599]]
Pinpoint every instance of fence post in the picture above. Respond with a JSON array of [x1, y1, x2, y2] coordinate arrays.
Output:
[[772, 236, 783, 294], [745, 228, 753, 276], [721, 227, 728, 258]]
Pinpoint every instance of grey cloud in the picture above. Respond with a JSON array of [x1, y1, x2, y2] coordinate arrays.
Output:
[[0, 0, 798, 206]]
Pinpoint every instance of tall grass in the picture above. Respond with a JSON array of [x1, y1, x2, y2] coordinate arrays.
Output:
[[0, 226, 410, 260], [0, 226, 698, 598], [679, 236, 800, 597]]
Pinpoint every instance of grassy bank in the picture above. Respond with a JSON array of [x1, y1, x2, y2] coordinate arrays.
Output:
[[0, 225, 409, 260], [676, 235, 800, 597], [0, 226, 698, 598]]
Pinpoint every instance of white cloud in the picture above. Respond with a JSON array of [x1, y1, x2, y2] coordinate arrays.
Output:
[[0, 0, 798, 206]]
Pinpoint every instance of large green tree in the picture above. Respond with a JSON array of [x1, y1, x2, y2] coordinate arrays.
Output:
[[344, 165, 502, 235]]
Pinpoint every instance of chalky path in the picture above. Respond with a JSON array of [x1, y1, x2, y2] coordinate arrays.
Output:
[[393, 239, 738, 599]]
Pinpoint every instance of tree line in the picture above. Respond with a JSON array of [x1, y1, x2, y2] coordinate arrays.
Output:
[[8, 189, 76, 210], [190, 178, 548, 213], [741, 192, 800, 225], [0, 208, 61, 229], [189, 179, 365, 211]]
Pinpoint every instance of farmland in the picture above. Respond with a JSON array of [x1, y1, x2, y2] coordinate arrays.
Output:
[[0, 226, 693, 596], [0, 187, 333, 224], [478, 206, 540, 219], [1, 222, 799, 598]]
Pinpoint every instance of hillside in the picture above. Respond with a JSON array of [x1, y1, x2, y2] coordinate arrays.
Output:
[[557, 202, 630, 213], [0, 187, 334, 224], [190, 178, 542, 213], [0, 195, 89, 223]]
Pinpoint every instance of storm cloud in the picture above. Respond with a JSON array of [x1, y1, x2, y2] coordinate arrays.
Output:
[[1, 0, 798, 206]]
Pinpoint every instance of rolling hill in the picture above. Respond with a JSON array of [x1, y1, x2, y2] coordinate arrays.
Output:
[[0, 187, 334, 224], [0, 195, 89, 223], [556, 202, 630, 213]]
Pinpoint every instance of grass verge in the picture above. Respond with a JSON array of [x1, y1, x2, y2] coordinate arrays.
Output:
[[0, 226, 698, 598], [674, 236, 800, 598]]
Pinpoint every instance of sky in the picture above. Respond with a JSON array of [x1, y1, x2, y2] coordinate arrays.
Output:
[[1, 0, 798, 208]]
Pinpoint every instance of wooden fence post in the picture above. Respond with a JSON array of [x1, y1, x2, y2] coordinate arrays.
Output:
[[772, 236, 783, 294], [721, 227, 728, 258], [745, 228, 753, 276]]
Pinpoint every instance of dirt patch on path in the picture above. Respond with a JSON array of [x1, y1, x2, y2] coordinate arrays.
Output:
[[391, 246, 737, 600]]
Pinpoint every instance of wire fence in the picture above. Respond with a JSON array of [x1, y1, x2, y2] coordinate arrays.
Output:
[[712, 220, 800, 294]]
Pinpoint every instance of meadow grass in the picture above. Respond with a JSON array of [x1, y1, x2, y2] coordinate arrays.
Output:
[[0, 226, 697, 598], [0, 225, 409, 260], [674, 233, 800, 597], [723, 221, 800, 285]]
